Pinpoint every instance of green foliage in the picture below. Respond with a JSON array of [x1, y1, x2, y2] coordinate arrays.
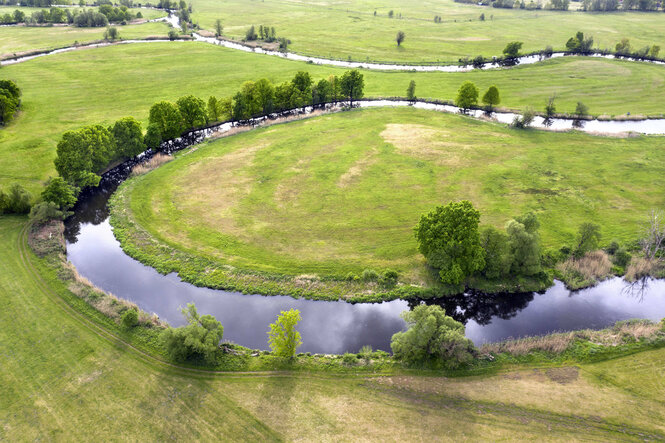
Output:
[[254, 78, 276, 114], [312, 78, 332, 104], [168, 29, 178, 40], [103, 26, 119, 41], [481, 85, 500, 110], [361, 269, 379, 282], [342, 352, 357, 365], [144, 123, 162, 150], [455, 81, 479, 111], [215, 18, 222, 37], [479, 226, 512, 279], [161, 303, 224, 364], [396, 30, 405, 46], [207, 95, 220, 121], [575, 101, 589, 118], [29, 201, 68, 225], [233, 81, 262, 119], [391, 305, 475, 368], [340, 69, 364, 104], [414, 200, 485, 285], [149, 101, 183, 140], [245, 24, 257, 41], [406, 80, 416, 101], [267, 309, 302, 359], [507, 213, 542, 276], [176, 95, 208, 129], [381, 269, 399, 286], [502, 41, 523, 57], [54, 125, 114, 188], [41, 177, 78, 210], [573, 222, 602, 258], [0, 79, 21, 125], [110, 116, 145, 159], [613, 248, 632, 268], [566, 31, 594, 53], [0, 183, 32, 214], [121, 308, 139, 328]]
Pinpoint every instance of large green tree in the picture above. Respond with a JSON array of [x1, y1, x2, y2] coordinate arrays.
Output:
[[481, 85, 500, 112], [161, 303, 224, 364], [176, 95, 208, 129], [267, 309, 302, 359], [479, 226, 512, 280], [455, 81, 479, 112], [340, 70, 364, 105], [232, 81, 261, 120], [502, 41, 523, 57], [110, 116, 145, 158], [391, 305, 475, 368], [414, 200, 485, 285], [41, 177, 78, 210], [507, 212, 542, 276], [148, 101, 183, 140], [254, 78, 276, 115], [290, 71, 313, 108], [53, 125, 114, 188]]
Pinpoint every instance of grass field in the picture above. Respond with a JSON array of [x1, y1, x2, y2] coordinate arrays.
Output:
[[0, 21, 170, 57], [113, 107, 665, 288], [2, 42, 664, 195], [190, 0, 665, 62], [2, 215, 665, 440]]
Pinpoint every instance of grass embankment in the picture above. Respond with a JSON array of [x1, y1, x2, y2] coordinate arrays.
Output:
[[190, 0, 665, 62], [0, 20, 170, 58], [109, 107, 665, 299], [3, 214, 665, 440], [2, 42, 665, 194]]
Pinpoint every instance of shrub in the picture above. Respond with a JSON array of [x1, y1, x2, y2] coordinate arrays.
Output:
[[42, 177, 78, 210], [511, 107, 535, 129], [0, 183, 32, 214], [345, 272, 359, 281], [361, 269, 379, 282], [121, 308, 139, 328], [29, 202, 69, 225], [168, 29, 178, 40], [161, 303, 224, 364], [381, 269, 399, 286], [342, 352, 357, 365], [613, 248, 632, 269], [391, 305, 475, 368]]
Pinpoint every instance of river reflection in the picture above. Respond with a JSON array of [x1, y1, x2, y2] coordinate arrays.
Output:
[[64, 189, 665, 353]]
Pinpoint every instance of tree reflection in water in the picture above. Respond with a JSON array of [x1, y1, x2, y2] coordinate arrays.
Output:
[[409, 290, 536, 326]]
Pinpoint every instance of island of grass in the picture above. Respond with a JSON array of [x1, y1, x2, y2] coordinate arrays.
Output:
[[109, 107, 665, 300]]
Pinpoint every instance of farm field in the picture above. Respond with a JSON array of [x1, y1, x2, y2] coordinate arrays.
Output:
[[190, 0, 665, 62], [0, 21, 170, 57], [114, 107, 665, 284], [2, 42, 665, 194], [2, 215, 665, 440]]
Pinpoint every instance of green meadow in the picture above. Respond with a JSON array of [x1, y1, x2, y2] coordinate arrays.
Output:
[[2, 42, 664, 194], [2, 215, 665, 440], [190, 0, 665, 62], [114, 107, 665, 286]]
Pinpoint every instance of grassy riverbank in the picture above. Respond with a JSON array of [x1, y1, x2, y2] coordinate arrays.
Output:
[[3, 214, 665, 440], [108, 107, 664, 300], [2, 42, 665, 194], [190, 0, 665, 62], [0, 19, 169, 57]]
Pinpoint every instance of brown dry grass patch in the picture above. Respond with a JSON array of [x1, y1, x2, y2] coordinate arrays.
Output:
[[130, 153, 172, 176], [625, 256, 662, 281], [380, 123, 468, 166], [337, 148, 377, 188]]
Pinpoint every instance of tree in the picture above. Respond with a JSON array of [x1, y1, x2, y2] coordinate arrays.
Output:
[[103, 26, 119, 40], [414, 201, 485, 285], [455, 81, 478, 112], [29, 201, 68, 225], [207, 96, 219, 121], [502, 41, 523, 58], [544, 94, 556, 125], [649, 45, 660, 58], [161, 303, 224, 364], [267, 309, 302, 359], [396, 30, 405, 46], [566, 31, 593, 53], [479, 226, 512, 279], [291, 71, 312, 107], [110, 116, 145, 158], [406, 80, 416, 101], [0, 80, 21, 126], [328, 75, 340, 103], [144, 123, 162, 150], [215, 18, 222, 37], [232, 81, 261, 119], [54, 130, 100, 188], [176, 95, 207, 129], [13, 9, 25, 22], [274, 81, 296, 111], [80, 125, 115, 172], [245, 25, 257, 41], [615, 38, 631, 54], [254, 78, 275, 114], [391, 305, 475, 368], [481, 85, 500, 112], [41, 177, 78, 210], [507, 213, 541, 276], [149, 100, 183, 140], [339, 70, 364, 105], [575, 101, 588, 119], [312, 78, 332, 105], [0, 183, 32, 214], [640, 210, 664, 260], [121, 308, 139, 328], [573, 222, 601, 258]]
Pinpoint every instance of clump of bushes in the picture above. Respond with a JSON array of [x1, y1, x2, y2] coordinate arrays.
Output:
[[0, 183, 32, 215], [0, 79, 21, 126]]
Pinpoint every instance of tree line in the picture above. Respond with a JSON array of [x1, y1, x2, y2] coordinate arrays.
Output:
[[0, 5, 141, 26], [0, 80, 21, 126]]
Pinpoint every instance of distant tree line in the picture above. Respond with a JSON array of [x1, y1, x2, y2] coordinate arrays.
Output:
[[0, 5, 141, 25], [455, 0, 665, 10]]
